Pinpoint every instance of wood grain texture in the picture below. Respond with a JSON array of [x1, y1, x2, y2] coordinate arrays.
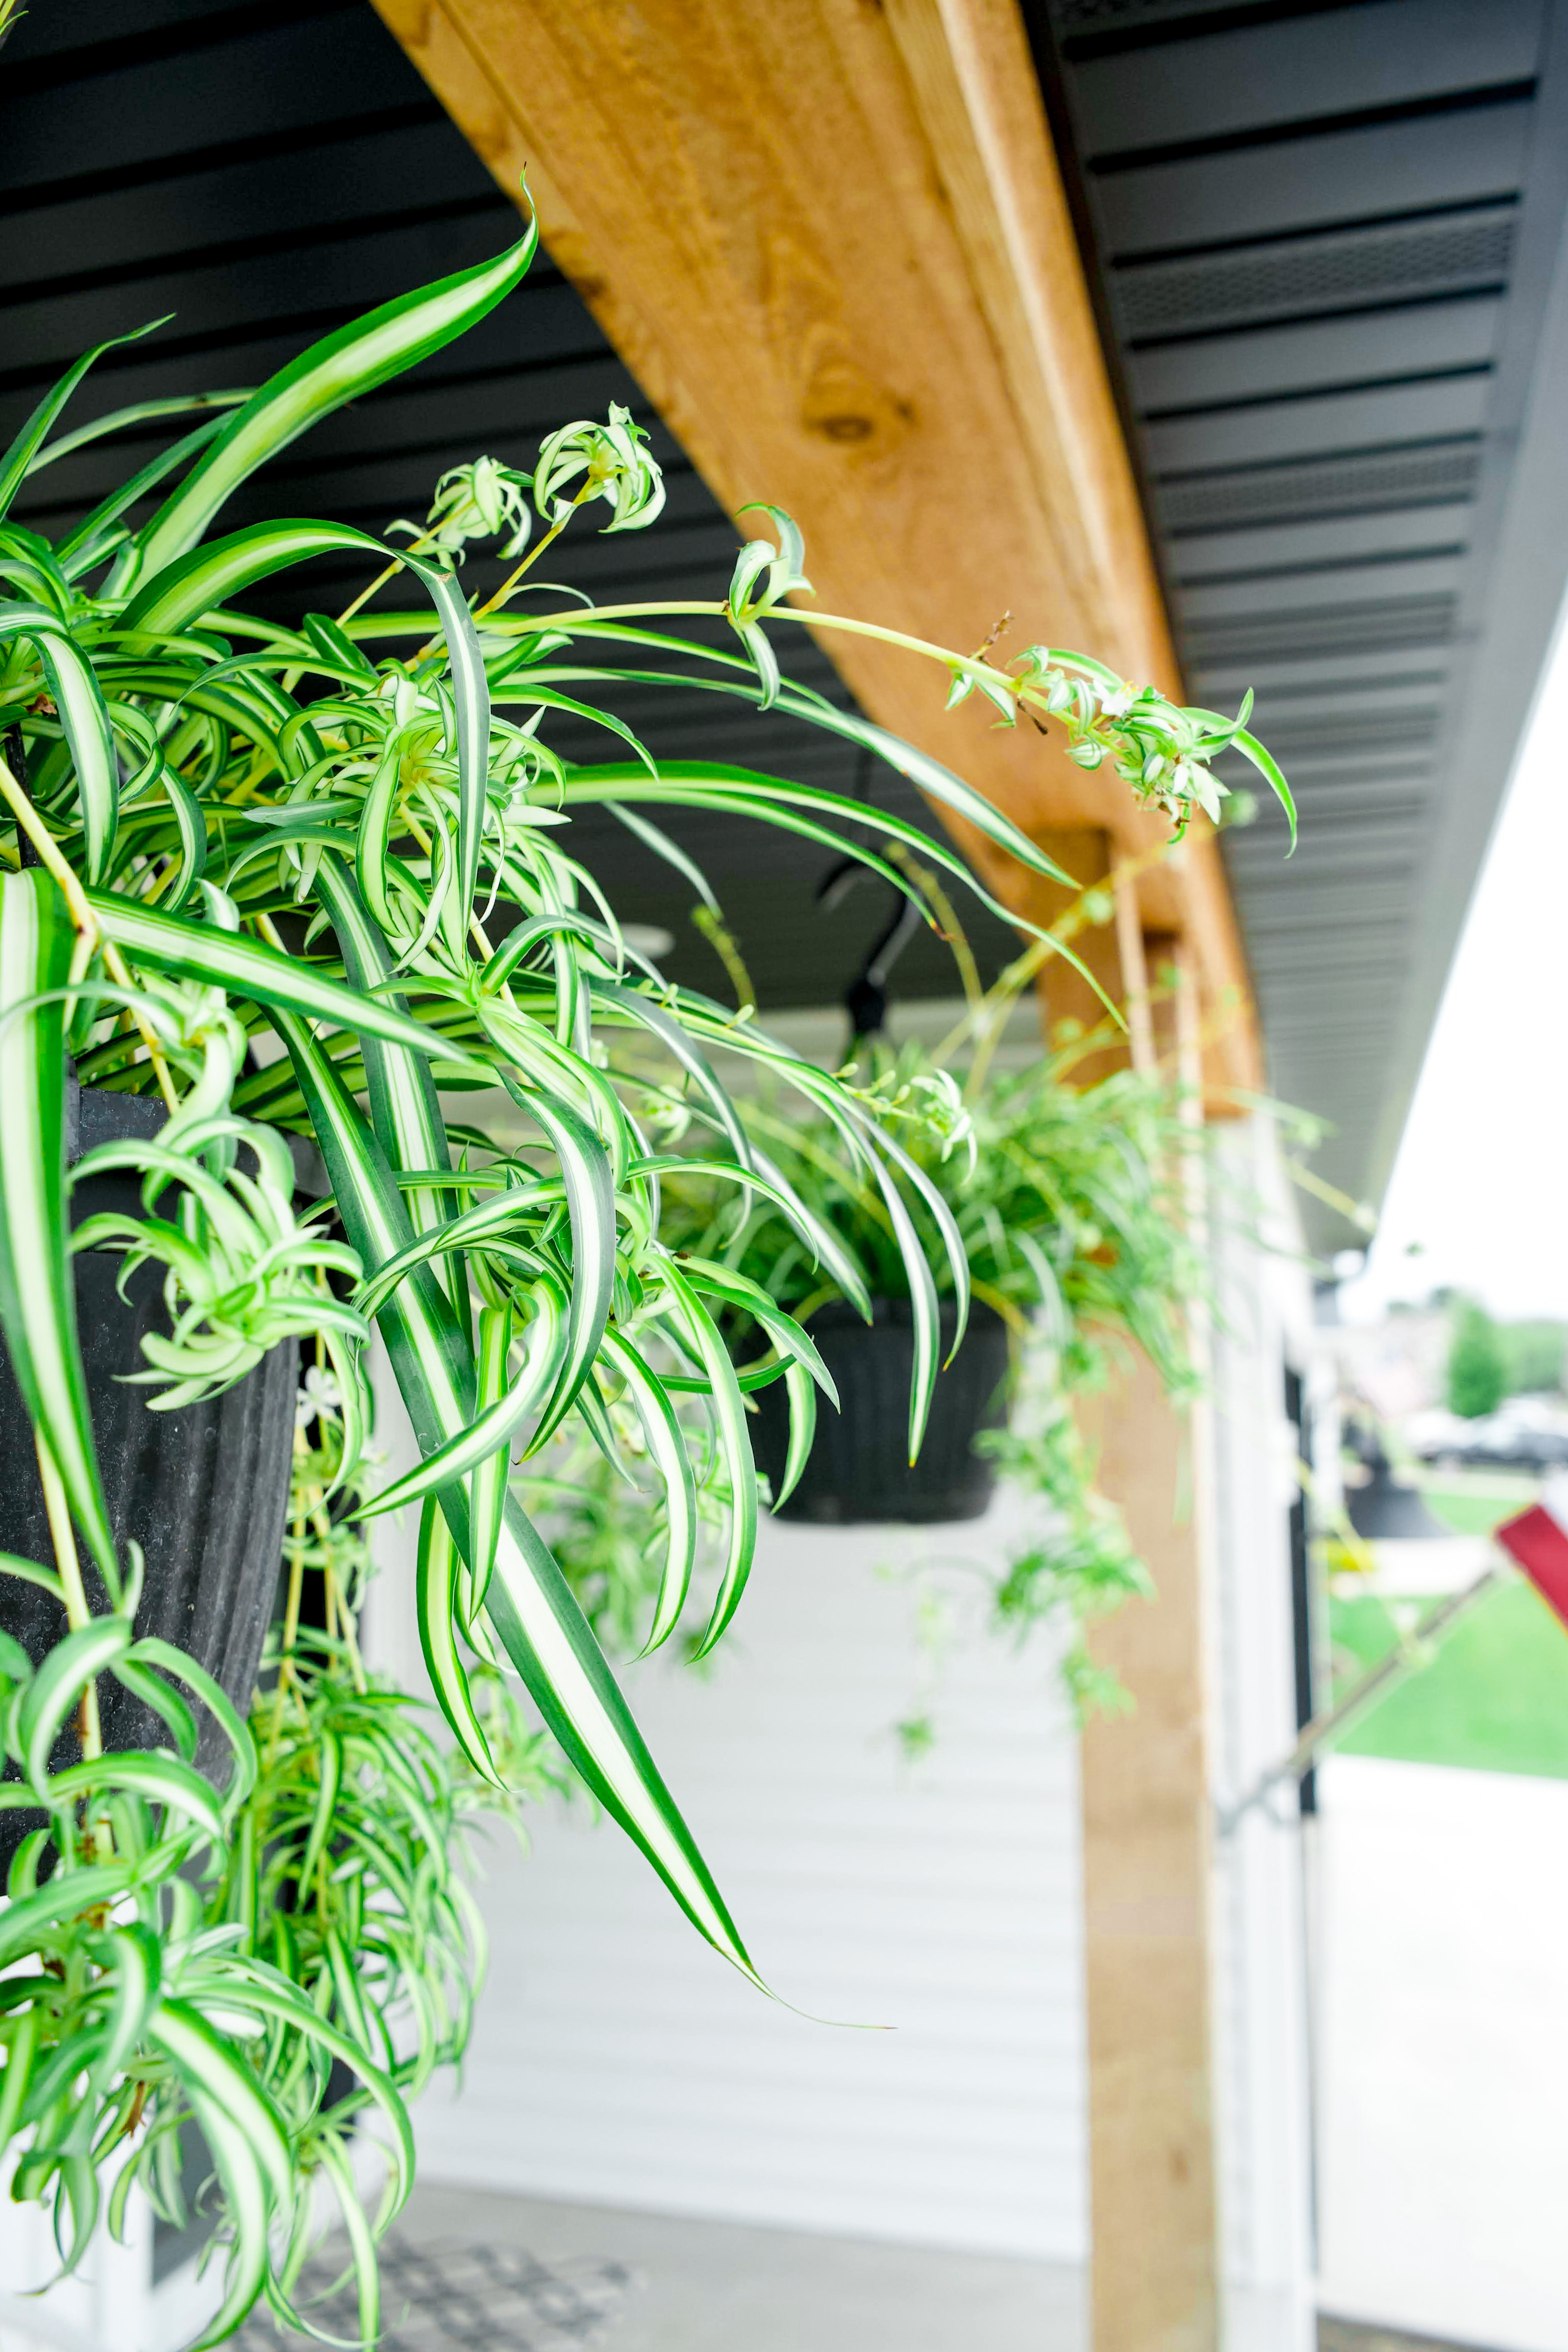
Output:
[[1076, 940, 1221, 2352], [1037, 903, 1222, 2352], [369, 0, 1262, 1093], [1079, 1342, 1220, 2352]]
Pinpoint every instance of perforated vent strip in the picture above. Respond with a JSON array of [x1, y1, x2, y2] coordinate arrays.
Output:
[[1224, 709, 1443, 756], [1116, 209, 1515, 337], [1185, 594, 1456, 661], [1158, 440, 1481, 530]]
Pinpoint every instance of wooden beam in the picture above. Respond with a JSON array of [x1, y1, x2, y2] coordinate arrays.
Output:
[[1073, 937, 1222, 2352], [370, 0, 1262, 1095]]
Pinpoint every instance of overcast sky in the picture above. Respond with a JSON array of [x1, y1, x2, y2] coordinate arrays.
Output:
[[1340, 596, 1568, 1327]]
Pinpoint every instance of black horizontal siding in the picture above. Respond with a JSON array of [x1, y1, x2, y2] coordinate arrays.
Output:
[[1033, 0, 1557, 1236], [0, 0, 1021, 1016]]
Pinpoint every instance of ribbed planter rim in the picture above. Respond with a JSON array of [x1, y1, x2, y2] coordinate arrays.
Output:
[[750, 1294, 1012, 1525]]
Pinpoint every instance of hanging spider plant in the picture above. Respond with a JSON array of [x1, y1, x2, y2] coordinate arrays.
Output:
[[0, 202, 1289, 2338], [526, 969, 1208, 1667]]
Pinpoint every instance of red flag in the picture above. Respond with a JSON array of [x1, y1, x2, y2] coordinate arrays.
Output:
[[1496, 1475, 1568, 1630]]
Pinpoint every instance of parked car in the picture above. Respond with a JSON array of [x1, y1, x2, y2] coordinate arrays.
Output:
[[1405, 1398, 1568, 1471]]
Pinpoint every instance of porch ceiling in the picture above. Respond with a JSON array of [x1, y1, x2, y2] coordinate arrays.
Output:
[[1033, 0, 1568, 1235], [6, 1, 1568, 1248]]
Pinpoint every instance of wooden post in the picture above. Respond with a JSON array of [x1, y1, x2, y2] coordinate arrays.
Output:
[[1075, 941, 1220, 2352], [1079, 1362, 1219, 2352]]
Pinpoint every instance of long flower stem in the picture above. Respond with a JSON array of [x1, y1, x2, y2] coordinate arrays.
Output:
[[468, 495, 585, 625], [471, 523, 566, 622], [405, 492, 589, 669], [487, 598, 1036, 703], [269, 1538, 306, 1763]]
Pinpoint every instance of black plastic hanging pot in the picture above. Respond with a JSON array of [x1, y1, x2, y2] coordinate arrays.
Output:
[[749, 1297, 1011, 1524], [0, 1086, 298, 1875]]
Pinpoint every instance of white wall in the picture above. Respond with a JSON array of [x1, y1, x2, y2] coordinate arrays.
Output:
[[410, 1493, 1091, 2260]]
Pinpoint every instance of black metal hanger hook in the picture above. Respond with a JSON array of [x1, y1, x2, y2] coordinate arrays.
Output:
[[816, 859, 923, 1045]]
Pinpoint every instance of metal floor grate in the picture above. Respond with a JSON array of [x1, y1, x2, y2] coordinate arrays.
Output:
[[234, 2232, 634, 2352]]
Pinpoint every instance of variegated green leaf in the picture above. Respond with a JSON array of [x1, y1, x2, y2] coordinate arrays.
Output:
[[152, 1997, 294, 2208], [297, 1725, 343, 1895], [124, 1634, 258, 1808], [0, 869, 121, 1585], [19, 1616, 131, 1792], [56, 412, 235, 568], [680, 1256, 835, 1512], [278, 1012, 762, 1984], [497, 1077, 616, 1453], [131, 218, 539, 575], [660, 1259, 758, 1660], [775, 1360, 818, 1508], [313, 2126, 381, 2351], [0, 608, 119, 879], [30, 392, 250, 472], [592, 976, 754, 1176], [0, 319, 169, 520], [599, 1327, 699, 1655], [161, 2095, 272, 2345], [554, 752, 1112, 1014], [86, 889, 490, 1074], [1235, 726, 1298, 849], [416, 1498, 500, 1786], [402, 551, 490, 924], [358, 1281, 564, 1521], [47, 1750, 226, 1846], [0, 1861, 141, 1968], [0, 2003, 40, 2149], [469, 1300, 514, 1611], [119, 520, 389, 638], [865, 1150, 941, 1461], [87, 1924, 163, 2097]]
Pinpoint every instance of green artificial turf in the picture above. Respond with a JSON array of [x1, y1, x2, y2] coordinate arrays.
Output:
[[1329, 1581, 1568, 1780], [1415, 1473, 1538, 1537]]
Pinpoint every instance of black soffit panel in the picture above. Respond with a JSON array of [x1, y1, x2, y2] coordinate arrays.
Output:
[[1035, 0, 1568, 1242], [0, 0, 1024, 1024]]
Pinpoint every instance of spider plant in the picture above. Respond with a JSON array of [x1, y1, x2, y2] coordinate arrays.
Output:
[[0, 200, 1287, 2337], [532, 1018, 1205, 1683], [0, 1396, 550, 2344], [656, 1041, 1201, 1381]]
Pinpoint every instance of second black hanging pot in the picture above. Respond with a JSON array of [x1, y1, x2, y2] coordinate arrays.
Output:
[[748, 1297, 1011, 1524]]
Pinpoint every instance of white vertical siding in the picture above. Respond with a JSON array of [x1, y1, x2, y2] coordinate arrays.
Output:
[[404, 1494, 1090, 2260]]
